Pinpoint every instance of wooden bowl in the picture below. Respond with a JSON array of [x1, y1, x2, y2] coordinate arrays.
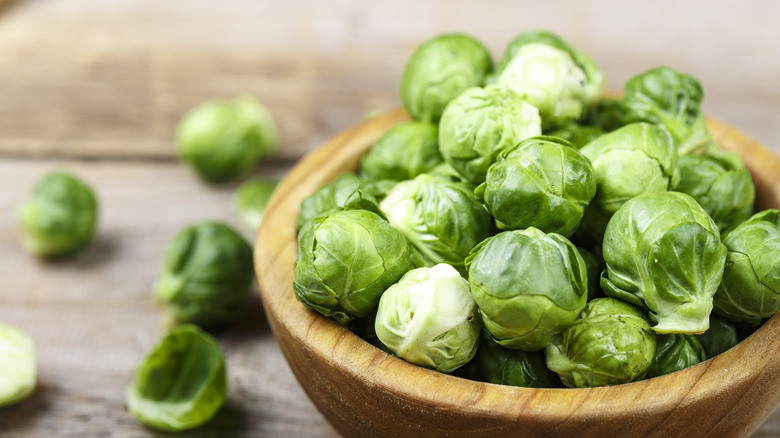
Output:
[[255, 109, 780, 438]]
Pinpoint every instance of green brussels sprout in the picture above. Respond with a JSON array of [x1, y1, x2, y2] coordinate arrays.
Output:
[[438, 84, 542, 184], [374, 263, 480, 373], [492, 30, 605, 108], [467, 328, 562, 388], [695, 314, 739, 358], [297, 173, 395, 230], [645, 334, 707, 379], [620, 67, 712, 156], [578, 247, 604, 301], [475, 136, 596, 236], [294, 209, 415, 324], [379, 174, 492, 275], [583, 97, 625, 132], [233, 177, 277, 231], [465, 228, 588, 351], [358, 121, 443, 181], [713, 209, 780, 324], [125, 325, 226, 432], [544, 121, 605, 149], [601, 191, 727, 334], [153, 222, 254, 328], [0, 321, 36, 408], [175, 95, 278, 183], [674, 146, 755, 234], [545, 297, 656, 388], [496, 43, 589, 126], [400, 33, 493, 123], [16, 170, 98, 258], [579, 122, 680, 239]]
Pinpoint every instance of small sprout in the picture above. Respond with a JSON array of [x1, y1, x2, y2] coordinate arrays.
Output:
[[358, 121, 443, 181], [296, 173, 394, 230], [153, 222, 254, 328], [125, 325, 227, 432], [233, 177, 278, 232], [176, 95, 278, 183], [16, 170, 98, 258], [374, 264, 480, 373], [0, 321, 36, 408], [645, 334, 707, 378]]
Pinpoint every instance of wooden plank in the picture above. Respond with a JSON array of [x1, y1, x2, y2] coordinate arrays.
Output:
[[0, 0, 779, 161], [0, 158, 338, 437]]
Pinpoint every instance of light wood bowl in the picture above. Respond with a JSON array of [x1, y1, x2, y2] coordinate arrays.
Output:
[[255, 109, 780, 438]]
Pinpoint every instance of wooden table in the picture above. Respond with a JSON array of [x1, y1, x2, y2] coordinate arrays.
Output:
[[0, 1, 778, 437]]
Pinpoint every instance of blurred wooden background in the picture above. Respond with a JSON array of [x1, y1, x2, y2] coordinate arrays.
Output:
[[0, 0, 778, 437]]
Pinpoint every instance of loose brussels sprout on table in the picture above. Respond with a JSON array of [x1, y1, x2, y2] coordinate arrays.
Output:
[[176, 95, 278, 183], [0, 321, 36, 408], [545, 298, 656, 388], [233, 177, 277, 232], [294, 208, 415, 324], [438, 83, 542, 184], [126, 325, 226, 432], [400, 33, 493, 123], [358, 121, 442, 181], [153, 221, 254, 328], [475, 135, 596, 236], [17, 170, 98, 258], [601, 191, 727, 334], [465, 228, 588, 351], [379, 174, 492, 275], [374, 263, 480, 373]]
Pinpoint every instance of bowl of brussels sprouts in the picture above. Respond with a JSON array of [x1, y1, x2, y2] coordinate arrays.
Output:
[[255, 31, 780, 438]]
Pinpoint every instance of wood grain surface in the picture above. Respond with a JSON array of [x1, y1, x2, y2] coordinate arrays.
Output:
[[0, 0, 779, 437]]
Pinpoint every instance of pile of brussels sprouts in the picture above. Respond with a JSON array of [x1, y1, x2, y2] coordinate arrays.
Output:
[[10, 96, 279, 430], [293, 30, 780, 388]]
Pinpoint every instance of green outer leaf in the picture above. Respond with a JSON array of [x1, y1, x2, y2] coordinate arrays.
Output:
[[645, 333, 706, 378], [16, 170, 98, 258], [358, 121, 442, 181], [695, 314, 739, 358], [153, 221, 254, 328], [466, 228, 588, 350], [400, 33, 493, 123], [544, 297, 656, 388], [293, 209, 414, 324], [438, 83, 542, 184], [0, 321, 36, 408], [125, 325, 227, 432]]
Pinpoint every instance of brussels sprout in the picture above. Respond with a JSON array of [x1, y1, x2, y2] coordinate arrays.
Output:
[[475, 136, 596, 236], [492, 30, 605, 108], [467, 328, 562, 388], [125, 325, 226, 432], [153, 222, 254, 328], [380, 174, 492, 275], [294, 209, 415, 324], [695, 314, 739, 358], [16, 170, 98, 258], [545, 297, 656, 388], [233, 177, 277, 231], [579, 122, 680, 239], [584, 97, 625, 132], [545, 121, 605, 149], [374, 264, 480, 373], [674, 146, 755, 234], [601, 191, 727, 334], [620, 67, 712, 156], [465, 228, 588, 351], [400, 33, 492, 123], [645, 334, 707, 378], [713, 209, 780, 324], [175, 95, 278, 183], [358, 121, 443, 181], [297, 173, 395, 230], [497, 43, 589, 126], [438, 84, 542, 184], [0, 322, 36, 408]]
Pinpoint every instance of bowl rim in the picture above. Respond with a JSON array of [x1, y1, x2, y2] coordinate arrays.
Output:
[[255, 108, 780, 429]]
